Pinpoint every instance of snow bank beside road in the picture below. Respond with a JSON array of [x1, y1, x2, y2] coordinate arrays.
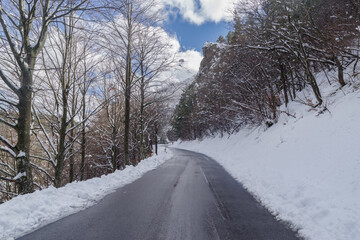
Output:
[[0, 147, 172, 240], [175, 86, 360, 240]]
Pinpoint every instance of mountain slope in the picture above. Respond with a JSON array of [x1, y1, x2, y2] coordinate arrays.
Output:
[[175, 80, 360, 240]]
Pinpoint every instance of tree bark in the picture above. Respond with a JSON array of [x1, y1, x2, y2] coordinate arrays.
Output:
[[80, 84, 86, 181], [154, 124, 158, 155], [80, 119, 86, 180], [68, 85, 76, 183], [16, 72, 34, 193], [124, 76, 131, 167], [111, 127, 118, 172], [123, 4, 133, 167], [139, 62, 146, 160], [305, 63, 323, 105], [334, 56, 346, 87], [54, 80, 69, 188], [279, 62, 289, 107], [68, 128, 75, 183]]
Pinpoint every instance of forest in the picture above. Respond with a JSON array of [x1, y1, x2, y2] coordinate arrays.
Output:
[[170, 0, 360, 140], [0, 0, 178, 202]]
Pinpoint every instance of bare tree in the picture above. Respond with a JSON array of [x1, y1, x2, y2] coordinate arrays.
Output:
[[0, 0, 88, 193], [102, 0, 162, 166], [32, 15, 101, 187], [134, 25, 175, 160], [89, 74, 124, 173]]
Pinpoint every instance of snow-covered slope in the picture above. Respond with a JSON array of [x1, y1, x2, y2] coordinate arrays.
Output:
[[0, 147, 173, 240], [175, 82, 360, 240]]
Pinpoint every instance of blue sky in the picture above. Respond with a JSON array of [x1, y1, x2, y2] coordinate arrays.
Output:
[[164, 17, 231, 52], [160, 0, 235, 53], [158, 0, 236, 83]]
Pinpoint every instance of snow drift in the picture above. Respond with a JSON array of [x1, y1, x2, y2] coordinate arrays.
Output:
[[175, 80, 360, 240], [0, 147, 173, 240]]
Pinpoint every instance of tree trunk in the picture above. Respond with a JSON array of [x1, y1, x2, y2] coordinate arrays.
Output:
[[289, 67, 296, 99], [300, 56, 322, 105], [154, 124, 158, 155], [297, 29, 322, 105], [264, 75, 277, 120], [111, 126, 118, 172], [80, 90, 86, 181], [124, 84, 131, 167], [68, 129, 75, 183], [139, 63, 146, 160], [279, 62, 289, 107], [334, 56, 346, 87], [123, 35, 132, 167], [69, 59, 76, 183], [306, 64, 323, 105], [68, 97, 76, 182], [54, 84, 69, 188], [16, 73, 34, 194]]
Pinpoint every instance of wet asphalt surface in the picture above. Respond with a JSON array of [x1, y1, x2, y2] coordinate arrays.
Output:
[[18, 148, 300, 240]]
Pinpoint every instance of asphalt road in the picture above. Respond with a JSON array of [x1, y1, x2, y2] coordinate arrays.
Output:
[[18, 148, 299, 240]]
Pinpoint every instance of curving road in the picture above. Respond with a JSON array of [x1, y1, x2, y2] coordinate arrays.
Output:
[[18, 148, 299, 240]]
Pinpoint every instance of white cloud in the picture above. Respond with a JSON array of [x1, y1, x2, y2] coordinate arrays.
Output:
[[175, 50, 203, 79], [161, 0, 236, 25], [158, 32, 203, 83]]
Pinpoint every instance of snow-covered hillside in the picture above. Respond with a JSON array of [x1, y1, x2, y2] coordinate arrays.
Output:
[[175, 79, 360, 240], [0, 147, 173, 240]]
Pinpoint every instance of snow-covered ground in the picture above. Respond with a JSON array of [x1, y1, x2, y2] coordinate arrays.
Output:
[[0, 147, 173, 240], [175, 78, 360, 240]]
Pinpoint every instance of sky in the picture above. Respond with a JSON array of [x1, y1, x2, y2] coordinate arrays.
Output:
[[164, 16, 231, 52], [159, 0, 236, 82], [162, 0, 235, 52]]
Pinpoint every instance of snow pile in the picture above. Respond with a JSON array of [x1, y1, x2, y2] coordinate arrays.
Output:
[[0, 146, 173, 240], [175, 82, 360, 240]]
